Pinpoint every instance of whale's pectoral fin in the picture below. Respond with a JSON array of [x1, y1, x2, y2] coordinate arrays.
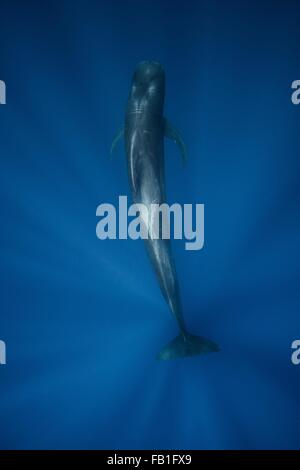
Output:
[[164, 118, 187, 164], [110, 127, 124, 158], [157, 332, 220, 360]]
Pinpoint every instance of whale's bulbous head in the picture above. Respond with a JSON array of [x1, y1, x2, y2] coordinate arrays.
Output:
[[129, 61, 165, 115], [133, 61, 164, 85]]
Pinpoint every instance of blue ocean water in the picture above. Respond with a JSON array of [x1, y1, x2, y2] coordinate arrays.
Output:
[[0, 0, 300, 450]]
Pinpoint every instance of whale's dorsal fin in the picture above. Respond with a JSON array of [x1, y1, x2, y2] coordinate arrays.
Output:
[[164, 118, 187, 164], [110, 127, 124, 158]]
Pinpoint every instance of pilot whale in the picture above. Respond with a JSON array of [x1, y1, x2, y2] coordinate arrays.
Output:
[[111, 61, 219, 359]]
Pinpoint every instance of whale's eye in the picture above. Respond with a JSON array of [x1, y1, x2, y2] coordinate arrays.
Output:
[[148, 85, 156, 94]]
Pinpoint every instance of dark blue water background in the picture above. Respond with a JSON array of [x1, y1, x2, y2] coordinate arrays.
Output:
[[0, 0, 299, 449]]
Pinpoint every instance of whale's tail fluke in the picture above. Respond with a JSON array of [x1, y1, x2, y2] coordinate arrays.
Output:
[[157, 332, 220, 360]]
